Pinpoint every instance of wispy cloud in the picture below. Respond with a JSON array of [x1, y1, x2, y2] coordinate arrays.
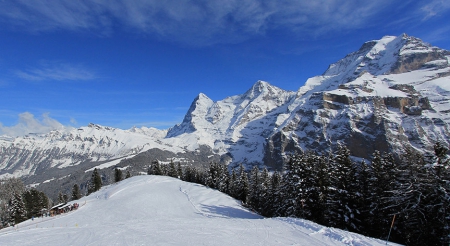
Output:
[[0, 112, 67, 137], [1, 0, 442, 46], [14, 61, 97, 82], [420, 0, 450, 20]]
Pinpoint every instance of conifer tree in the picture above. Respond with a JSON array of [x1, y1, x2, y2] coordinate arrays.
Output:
[[365, 150, 393, 238], [327, 142, 359, 231], [262, 170, 282, 217], [63, 194, 69, 204], [23, 189, 48, 218], [125, 170, 131, 179], [58, 191, 65, 204], [355, 160, 372, 235], [388, 148, 428, 245], [72, 184, 82, 201], [177, 162, 183, 179], [309, 153, 329, 225], [420, 142, 450, 245], [247, 166, 260, 209], [234, 164, 249, 203], [205, 162, 219, 189], [278, 153, 305, 218], [88, 168, 102, 194], [8, 192, 27, 224], [229, 168, 237, 197], [149, 160, 162, 175], [0, 177, 25, 223], [168, 160, 178, 178], [256, 168, 270, 214], [114, 168, 123, 183], [217, 163, 229, 193]]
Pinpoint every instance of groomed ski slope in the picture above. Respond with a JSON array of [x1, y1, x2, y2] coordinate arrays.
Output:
[[0, 176, 396, 246]]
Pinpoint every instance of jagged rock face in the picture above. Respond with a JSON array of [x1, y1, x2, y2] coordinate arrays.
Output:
[[390, 35, 450, 74], [264, 34, 450, 168]]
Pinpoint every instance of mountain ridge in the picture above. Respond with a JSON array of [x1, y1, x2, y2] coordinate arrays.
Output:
[[1, 33, 449, 185]]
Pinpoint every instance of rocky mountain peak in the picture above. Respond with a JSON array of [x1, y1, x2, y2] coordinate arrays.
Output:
[[166, 93, 213, 137], [243, 80, 286, 100]]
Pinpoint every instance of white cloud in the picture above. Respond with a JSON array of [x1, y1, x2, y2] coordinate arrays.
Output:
[[0, 0, 425, 46], [420, 0, 450, 20], [0, 112, 68, 137], [14, 61, 97, 82]]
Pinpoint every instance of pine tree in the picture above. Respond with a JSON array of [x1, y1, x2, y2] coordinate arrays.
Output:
[[0, 177, 25, 223], [72, 184, 81, 201], [149, 160, 162, 175], [229, 168, 237, 197], [58, 191, 65, 204], [257, 168, 270, 214], [355, 160, 372, 235], [247, 166, 261, 210], [364, 150, 394, 238], [177, 162, 183, 179], [8, 192, 27, 224], [388, 148, 428, 245], [420, 142, 450, 245], [205, 162, 218, 189], [278, 153, 307, 218], [168, 160, 178, 178], [327, 142, 359, 231], [218, 163, 229, 194], [114, 168, 123, 183], [125, 170, 131, 179], [309, 153, 329, 225], [234, 164, 249, 203], [88, 168, 102, 194], [262, 170, 281, 217], [298, 152, 320, 220], [23, 189, 47, 218]]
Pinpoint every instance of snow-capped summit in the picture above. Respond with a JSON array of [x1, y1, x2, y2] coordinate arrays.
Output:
[[167, 93, 214, 137], [300, 34, 449, 97], [165, 80, 296, 165]]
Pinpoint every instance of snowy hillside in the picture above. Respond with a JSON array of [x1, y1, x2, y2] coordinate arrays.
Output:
[[0, 176, 395, 246]]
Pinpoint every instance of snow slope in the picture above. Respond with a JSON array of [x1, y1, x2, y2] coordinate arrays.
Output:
[[0, 176, 394, 246]]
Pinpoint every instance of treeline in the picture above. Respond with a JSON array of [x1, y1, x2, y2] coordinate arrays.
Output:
[[0, 178, 50, 227], [147, 142, 449, 246], [0, 167, 126, 228]]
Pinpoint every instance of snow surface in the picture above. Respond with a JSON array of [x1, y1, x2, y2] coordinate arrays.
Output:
[[85, 155, 136, 172], [0, 176, 395, 246]]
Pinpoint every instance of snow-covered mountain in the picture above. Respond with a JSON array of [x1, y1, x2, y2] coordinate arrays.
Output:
[[264, 34, 450, 167], [1, 33, 449, 181], [0, 175, 395, 246], [166, 81, 297, 166], [0, 123, 174, 178], [167, 34, 450, 168]]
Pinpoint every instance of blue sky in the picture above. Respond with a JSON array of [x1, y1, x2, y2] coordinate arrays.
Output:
[[0, 0, 449, 136]]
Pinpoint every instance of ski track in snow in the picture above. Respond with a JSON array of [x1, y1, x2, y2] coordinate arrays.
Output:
[[0, 176, 398, 246]]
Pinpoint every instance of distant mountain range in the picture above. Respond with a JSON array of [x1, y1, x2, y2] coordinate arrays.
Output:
[[1, 34, 449, 196]]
